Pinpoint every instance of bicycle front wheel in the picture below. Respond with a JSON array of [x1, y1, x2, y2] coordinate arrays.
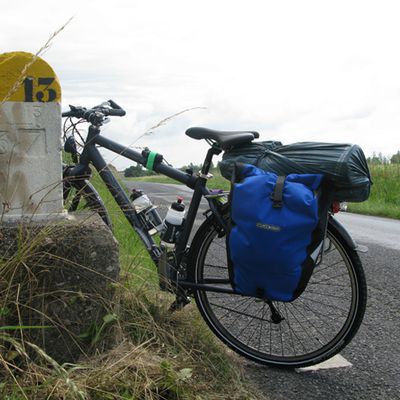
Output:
[[63, 179, 112, 228], [190, 213, 367, 368]]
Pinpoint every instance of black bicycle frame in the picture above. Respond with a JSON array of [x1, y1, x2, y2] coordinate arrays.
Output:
[[70, 125, 234, 294]]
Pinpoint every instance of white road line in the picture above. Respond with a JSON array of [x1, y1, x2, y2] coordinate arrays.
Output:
[[296, 354, 352, 373], [149, 192, 204, 199], [141, 192, 189, 196]]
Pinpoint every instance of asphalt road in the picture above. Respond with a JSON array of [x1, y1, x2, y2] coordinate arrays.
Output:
[[124, 180, 400, 400]]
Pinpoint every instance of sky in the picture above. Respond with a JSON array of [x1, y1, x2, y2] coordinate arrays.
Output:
[[1, 0, 400, 169]]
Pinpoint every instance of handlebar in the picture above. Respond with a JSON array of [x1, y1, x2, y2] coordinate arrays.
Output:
[[62, 100, 126, 123], [107, 99, 124, 112]]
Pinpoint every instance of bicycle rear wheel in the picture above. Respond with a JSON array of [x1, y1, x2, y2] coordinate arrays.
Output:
[[190, 211, 367, 368]]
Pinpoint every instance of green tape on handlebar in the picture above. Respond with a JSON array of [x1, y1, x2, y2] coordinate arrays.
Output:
[[146, 151, 158, 170]]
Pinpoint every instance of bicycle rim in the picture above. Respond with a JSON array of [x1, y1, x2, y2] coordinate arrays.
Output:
[[64, 180, 112, 228], [193, 221, 366, 368]]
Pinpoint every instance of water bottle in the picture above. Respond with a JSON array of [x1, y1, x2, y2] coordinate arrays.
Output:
[[160, 196, 186, 244], [158, 197, 186, 291], [130, 189, 163, 235]]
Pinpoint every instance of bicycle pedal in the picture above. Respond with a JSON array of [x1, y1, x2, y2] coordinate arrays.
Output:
[[169, 296, 191, 313]]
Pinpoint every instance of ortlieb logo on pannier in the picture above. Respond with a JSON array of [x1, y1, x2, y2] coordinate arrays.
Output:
[[227, 163, 326, 302]]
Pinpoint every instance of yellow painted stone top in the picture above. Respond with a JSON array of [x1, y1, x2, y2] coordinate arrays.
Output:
[[0, 51, 61, 102]]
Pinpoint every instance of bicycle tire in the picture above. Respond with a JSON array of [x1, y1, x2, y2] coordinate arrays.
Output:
[[64, 179, 112, 228], [189, 209, 367, 368]]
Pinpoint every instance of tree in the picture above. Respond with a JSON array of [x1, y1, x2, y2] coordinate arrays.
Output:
[[390, 151, 400, 164], [367, 152, 389, 165], [124, 163, 157, 177], [124, 164, 146, 177], [179, 162, 202, 173]]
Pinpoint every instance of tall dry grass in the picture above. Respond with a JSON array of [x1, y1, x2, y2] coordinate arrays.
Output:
[[0, 168, 257, 399], [0, 17, 73, 105], [0, 220, 256, 400]]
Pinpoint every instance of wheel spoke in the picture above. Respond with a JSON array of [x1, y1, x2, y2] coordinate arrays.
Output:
[[194, 215, 366, 367], [208, 301, 271, 323]]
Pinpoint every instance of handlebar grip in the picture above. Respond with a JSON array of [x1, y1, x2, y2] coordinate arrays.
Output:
[[108, 99, 123, 109], [107, 109, 126, 116], [62, 111, 76, 117], [107, 99, 126, 116]]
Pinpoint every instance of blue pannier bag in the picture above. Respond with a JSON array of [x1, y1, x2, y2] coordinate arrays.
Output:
[[227, 163, 326, 302]]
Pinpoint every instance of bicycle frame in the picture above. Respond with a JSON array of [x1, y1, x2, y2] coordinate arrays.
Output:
[[66, 124, 234, 294]]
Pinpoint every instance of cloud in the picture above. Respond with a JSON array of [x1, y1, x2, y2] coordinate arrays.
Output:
[[2, 0, 400, 170], [332, 108, 375, 122]]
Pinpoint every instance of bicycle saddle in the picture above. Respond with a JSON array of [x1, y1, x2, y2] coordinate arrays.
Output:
[[185, 127, 259, 149]]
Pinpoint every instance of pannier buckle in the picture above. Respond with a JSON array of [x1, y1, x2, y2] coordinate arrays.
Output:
[[271, 176, 286, 208]]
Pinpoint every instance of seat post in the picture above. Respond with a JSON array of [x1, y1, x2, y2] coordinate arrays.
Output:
[[201, 145, 222, 175]]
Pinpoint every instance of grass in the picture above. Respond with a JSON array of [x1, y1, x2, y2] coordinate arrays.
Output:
[[75, 171, 258, 399], [90, 171, 158, 285], [0, 168, 260, 400], [347, 163, 400, 219], [128, 164, 400, 220]]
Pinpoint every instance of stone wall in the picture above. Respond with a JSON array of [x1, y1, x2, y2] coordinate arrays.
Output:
[[0, 214, 120, 363]]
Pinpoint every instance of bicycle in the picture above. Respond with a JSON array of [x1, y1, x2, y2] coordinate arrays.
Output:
[[62, 100, 367, 368]]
